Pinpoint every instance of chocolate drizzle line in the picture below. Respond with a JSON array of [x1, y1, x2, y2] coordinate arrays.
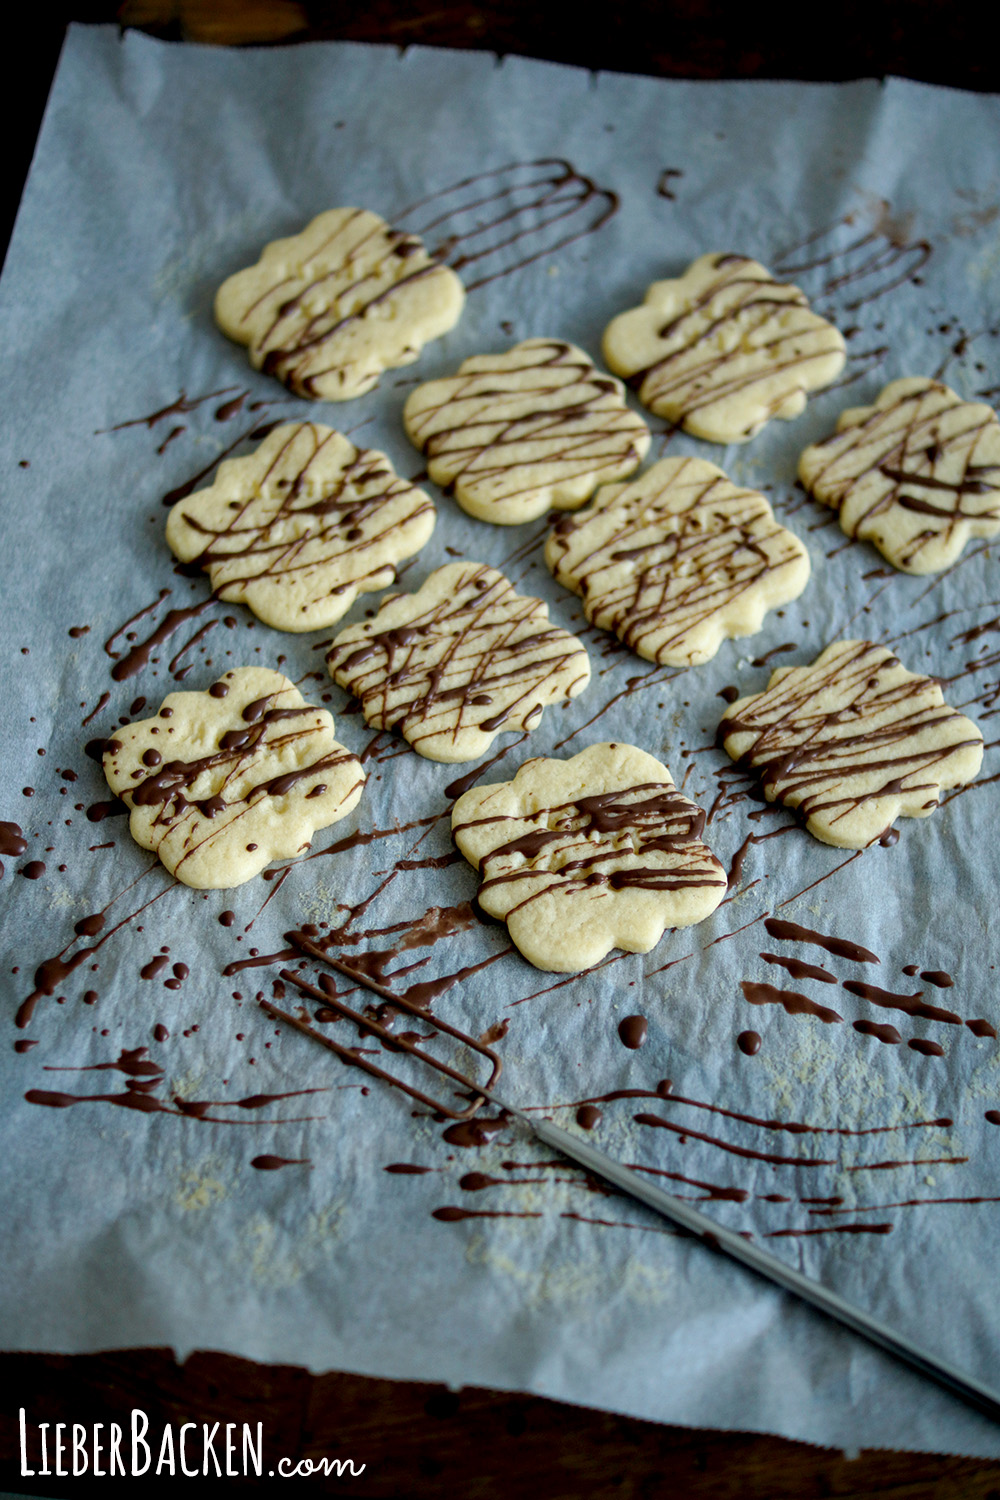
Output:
[[546, 458, 808, 668], [161, 419, 285, 507], [444, 735, 529, 801], [548, 1083, 951, 1140], [168, 424, 435, 628], [740, 980, 843, 1025], [404, 339, 648, 524], [763, 916, 878, 965], [633, 1112, 835, 1168], [263, 955, 502, 1123], [328, 564, 588, 757], [552, 663, 679, 752], [454, 779, 727, 915], [799, 379, 1000, 572], [99, 386, 245, 435], [719, 639, 982, 845], [773, 205, 932, 312], [397, 159, 618, 292], [0, 820, 27, 879], [608, 253, 844, 440], [104, 589, 217, 684], [17, 872, 172, 1029]]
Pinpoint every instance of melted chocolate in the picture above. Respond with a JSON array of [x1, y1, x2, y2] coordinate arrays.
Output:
[[455, 779, 726, 915], [18, 878, 172, 1029], [104, 591, 215, 683], [617, 1015, 648, 1050], [399, 159, 618, 292], [774, 207, 931, 311], [0, 822, 28, 872], [328, 564, 588, 755], [842, 980, 961, 1026], [853, 1019, 903, 1045], [656, 168, 683, 200], [547, 466, 806, 670], [441, 1116, 507, 1149], [763, 916, 879, 965], [907, 1038, 945, 1056], [634, 1112, 835, 1168], [720, 641, 980, 846], [443, 737, 528, 801], [760, 951, 837, 985], [171, 426, 435, 626], [101, 386, 244, 435], [161, 419, 283, 507], [432, 1207, 541, 1223], [559, 1083, 950, 1140], [740, 980, 842, 1025]]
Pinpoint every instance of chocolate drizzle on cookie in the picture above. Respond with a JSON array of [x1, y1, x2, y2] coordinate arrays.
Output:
[[719, 639, 983, 847], [403, 339, 649, 525], [798, 377, 1000, 573], [166, 423, 435, 631], [546, 456, 809, 667], [456, 782, 725, 908], [216, 208, 463, 401], [603, 253, 845, 443], [327, 562, 589, 760], [103, 670, 365, 887]]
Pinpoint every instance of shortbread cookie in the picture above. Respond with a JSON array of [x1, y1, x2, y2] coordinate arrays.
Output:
[[451, 742, 726, 971], [602, 253, 846, 444], [798, 377, 1000, 573], [215, 208, 465, 400], [165, 423, 435, 632], [327, 563, 590, 762], [719, 640, 983, 848], [545, 456, 810, 667], [402, 338, 650, 525], [103, 668, 365, 888]]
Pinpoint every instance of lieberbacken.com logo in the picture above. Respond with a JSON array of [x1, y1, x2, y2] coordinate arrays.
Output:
[[18, 1408, 366, 1479]]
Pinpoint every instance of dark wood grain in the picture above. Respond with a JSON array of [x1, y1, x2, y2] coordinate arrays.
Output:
[[4, 6, 999, 1494], [4, 1346, 1000, 1496], [116, 0, 997, 91]]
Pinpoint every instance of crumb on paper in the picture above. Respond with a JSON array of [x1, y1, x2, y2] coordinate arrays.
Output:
[[244, 1203, 345, 1288], [173, 1161, 230, 1214]]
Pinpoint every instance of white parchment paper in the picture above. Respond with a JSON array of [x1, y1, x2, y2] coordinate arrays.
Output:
[[2, 24, 1000, 1457]]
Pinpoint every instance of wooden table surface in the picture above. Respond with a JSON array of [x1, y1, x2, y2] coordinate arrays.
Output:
[[4, 5, 1000, 1495]]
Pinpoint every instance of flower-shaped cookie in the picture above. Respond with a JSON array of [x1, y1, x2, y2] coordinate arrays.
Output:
[[451, 742, 726, 971], [165, 423, 435, 632], [326, 562, 590, 762], [719, 640, 983, 848], [602, 253, 846, 444], [545, 456, 810, 667], [798, 377, 1000, 573], [402, 338, 650, 524], [215, 208, 465, 400], [103, 668, 365, 888]]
